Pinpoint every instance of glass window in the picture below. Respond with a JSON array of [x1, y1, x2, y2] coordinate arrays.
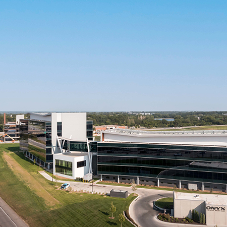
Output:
[[55, 159, 72, 176], [77, 160, 86, 168]]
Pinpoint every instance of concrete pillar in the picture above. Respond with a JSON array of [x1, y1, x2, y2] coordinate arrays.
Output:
[[157, 178, 160, 187], [117, 175, 119, 183], [137, 176, 139, 185], [100, 174, 102, 181], [179, 180, 181, 189], [225, 184, 227, 193], [202, 182, 204, 191]]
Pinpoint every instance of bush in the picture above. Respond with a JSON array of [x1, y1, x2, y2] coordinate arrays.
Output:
[[202, 213, 206, 224], [185, 217, 193, 223], [200, 213, 203, 224]]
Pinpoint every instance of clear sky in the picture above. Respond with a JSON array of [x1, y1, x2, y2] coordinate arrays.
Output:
[[1, 0, 227, 112]]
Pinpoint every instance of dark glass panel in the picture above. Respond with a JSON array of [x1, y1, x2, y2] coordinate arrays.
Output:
[[55, 159, 72, 176]]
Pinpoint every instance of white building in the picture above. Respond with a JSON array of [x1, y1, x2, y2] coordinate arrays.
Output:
[[174, 191, 227, 226], [20, 112, 95, 180]]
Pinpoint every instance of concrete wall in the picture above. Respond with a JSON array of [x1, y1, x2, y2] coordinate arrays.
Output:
[[16, 115, 24, 125], [51, 113, 87, 153], [174, 199, 205, 218], [61, 113, 86, 141], [206, 204, 227, 226], [53, 153, 89, 179]]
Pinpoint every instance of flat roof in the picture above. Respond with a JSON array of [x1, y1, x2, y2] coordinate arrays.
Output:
[[103, 129, 227, 147], [54, 152, 88, 157], [105, 128, 227, 136], [100, 141, 227, 148], [174, 192, 227, 206]]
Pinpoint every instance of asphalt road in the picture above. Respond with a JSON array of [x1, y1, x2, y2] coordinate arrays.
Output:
[[0, 207, 17, 227], [0, 198, 29, 227], [130, 191, 173, 227]]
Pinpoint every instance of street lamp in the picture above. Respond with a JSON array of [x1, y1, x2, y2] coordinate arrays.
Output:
[[92, 172, 93, 194]]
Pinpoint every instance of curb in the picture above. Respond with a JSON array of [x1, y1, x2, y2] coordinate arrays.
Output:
[[128, 195, 140, 227], [153, 197, 168, 211], [154, 214, 207, 227]]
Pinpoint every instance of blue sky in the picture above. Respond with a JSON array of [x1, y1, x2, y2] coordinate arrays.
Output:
[[1, 0, 227, 111]]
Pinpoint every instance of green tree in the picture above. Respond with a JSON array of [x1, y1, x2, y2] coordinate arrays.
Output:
[[119, 213, 125, 227], [110, 202, 116, 218]]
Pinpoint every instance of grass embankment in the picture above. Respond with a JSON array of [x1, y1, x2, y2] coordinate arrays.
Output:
[[155, 197, 173, 209], [0, 144, 135, 227]]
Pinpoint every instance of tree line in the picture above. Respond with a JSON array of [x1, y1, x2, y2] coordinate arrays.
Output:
[[87, 111, 227, 128]]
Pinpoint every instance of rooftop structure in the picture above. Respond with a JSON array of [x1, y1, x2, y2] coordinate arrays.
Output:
[[101, 129, 227, 147]]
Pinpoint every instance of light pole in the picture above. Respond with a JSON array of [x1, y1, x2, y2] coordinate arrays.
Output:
[[92, 172, 93, 194]]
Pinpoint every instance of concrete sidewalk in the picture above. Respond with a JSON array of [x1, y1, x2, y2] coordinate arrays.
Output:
[[0, 197, 29, 227]]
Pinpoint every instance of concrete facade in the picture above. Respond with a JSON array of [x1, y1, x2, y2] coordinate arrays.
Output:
[[53, 152, 89, 179], [174, 192, 227, 226]]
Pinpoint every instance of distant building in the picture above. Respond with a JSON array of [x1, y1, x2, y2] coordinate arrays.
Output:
[[2, 114, 24, 142], [94, 125, 128, 135]]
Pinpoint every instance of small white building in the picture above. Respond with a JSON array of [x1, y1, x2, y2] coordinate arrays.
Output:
[[174, 192, 227, 226], [53, 152, 89, 179]]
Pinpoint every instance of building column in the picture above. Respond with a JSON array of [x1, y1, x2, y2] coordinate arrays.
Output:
[[100, 175, 102, 181], [225, 184, 227, 193], [117, 175, 119, 183], [179, 180, 181, 189], [137, 176, 139, 185], [157, 178, 160, 187], [202, 182, 204, 191]]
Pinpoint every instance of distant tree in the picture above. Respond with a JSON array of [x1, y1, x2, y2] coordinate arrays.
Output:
[[119, 213, 125, 227]]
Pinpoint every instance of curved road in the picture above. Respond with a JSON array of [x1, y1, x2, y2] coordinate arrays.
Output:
[[130, 190, 173, 227]]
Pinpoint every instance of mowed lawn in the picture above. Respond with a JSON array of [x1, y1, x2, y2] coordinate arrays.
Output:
[[0, 144, 135, 227]]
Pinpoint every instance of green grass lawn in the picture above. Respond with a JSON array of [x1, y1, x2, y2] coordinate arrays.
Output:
[[155, 197, 173, 209], [0, 144, 135, 227]]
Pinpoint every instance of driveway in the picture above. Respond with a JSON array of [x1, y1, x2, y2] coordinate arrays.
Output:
[[39, 172, 222, 227]]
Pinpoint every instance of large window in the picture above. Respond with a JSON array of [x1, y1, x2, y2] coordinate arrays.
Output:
[[57, 122, 62, 137], [77, 160, 86, 168], [55, 159, 72, 176]]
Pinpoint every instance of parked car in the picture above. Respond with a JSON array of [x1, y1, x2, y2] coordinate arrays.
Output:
[[61, 183, 70, 190]]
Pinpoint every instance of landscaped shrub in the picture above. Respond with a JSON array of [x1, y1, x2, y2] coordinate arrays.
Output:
[[192, 209, 195, 220], [192, 209, 200, 223], [200, 213, 203, 224], [185, 217, 193, 223], [202, 213, 206, 224]]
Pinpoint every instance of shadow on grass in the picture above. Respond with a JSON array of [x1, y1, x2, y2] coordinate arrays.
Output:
[[99, 209, 109, 216], [106, 221, 117, 225], [5, 146, 21, 152]]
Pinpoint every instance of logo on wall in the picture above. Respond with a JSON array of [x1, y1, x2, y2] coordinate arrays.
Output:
[[206, 206, 225, 212]]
